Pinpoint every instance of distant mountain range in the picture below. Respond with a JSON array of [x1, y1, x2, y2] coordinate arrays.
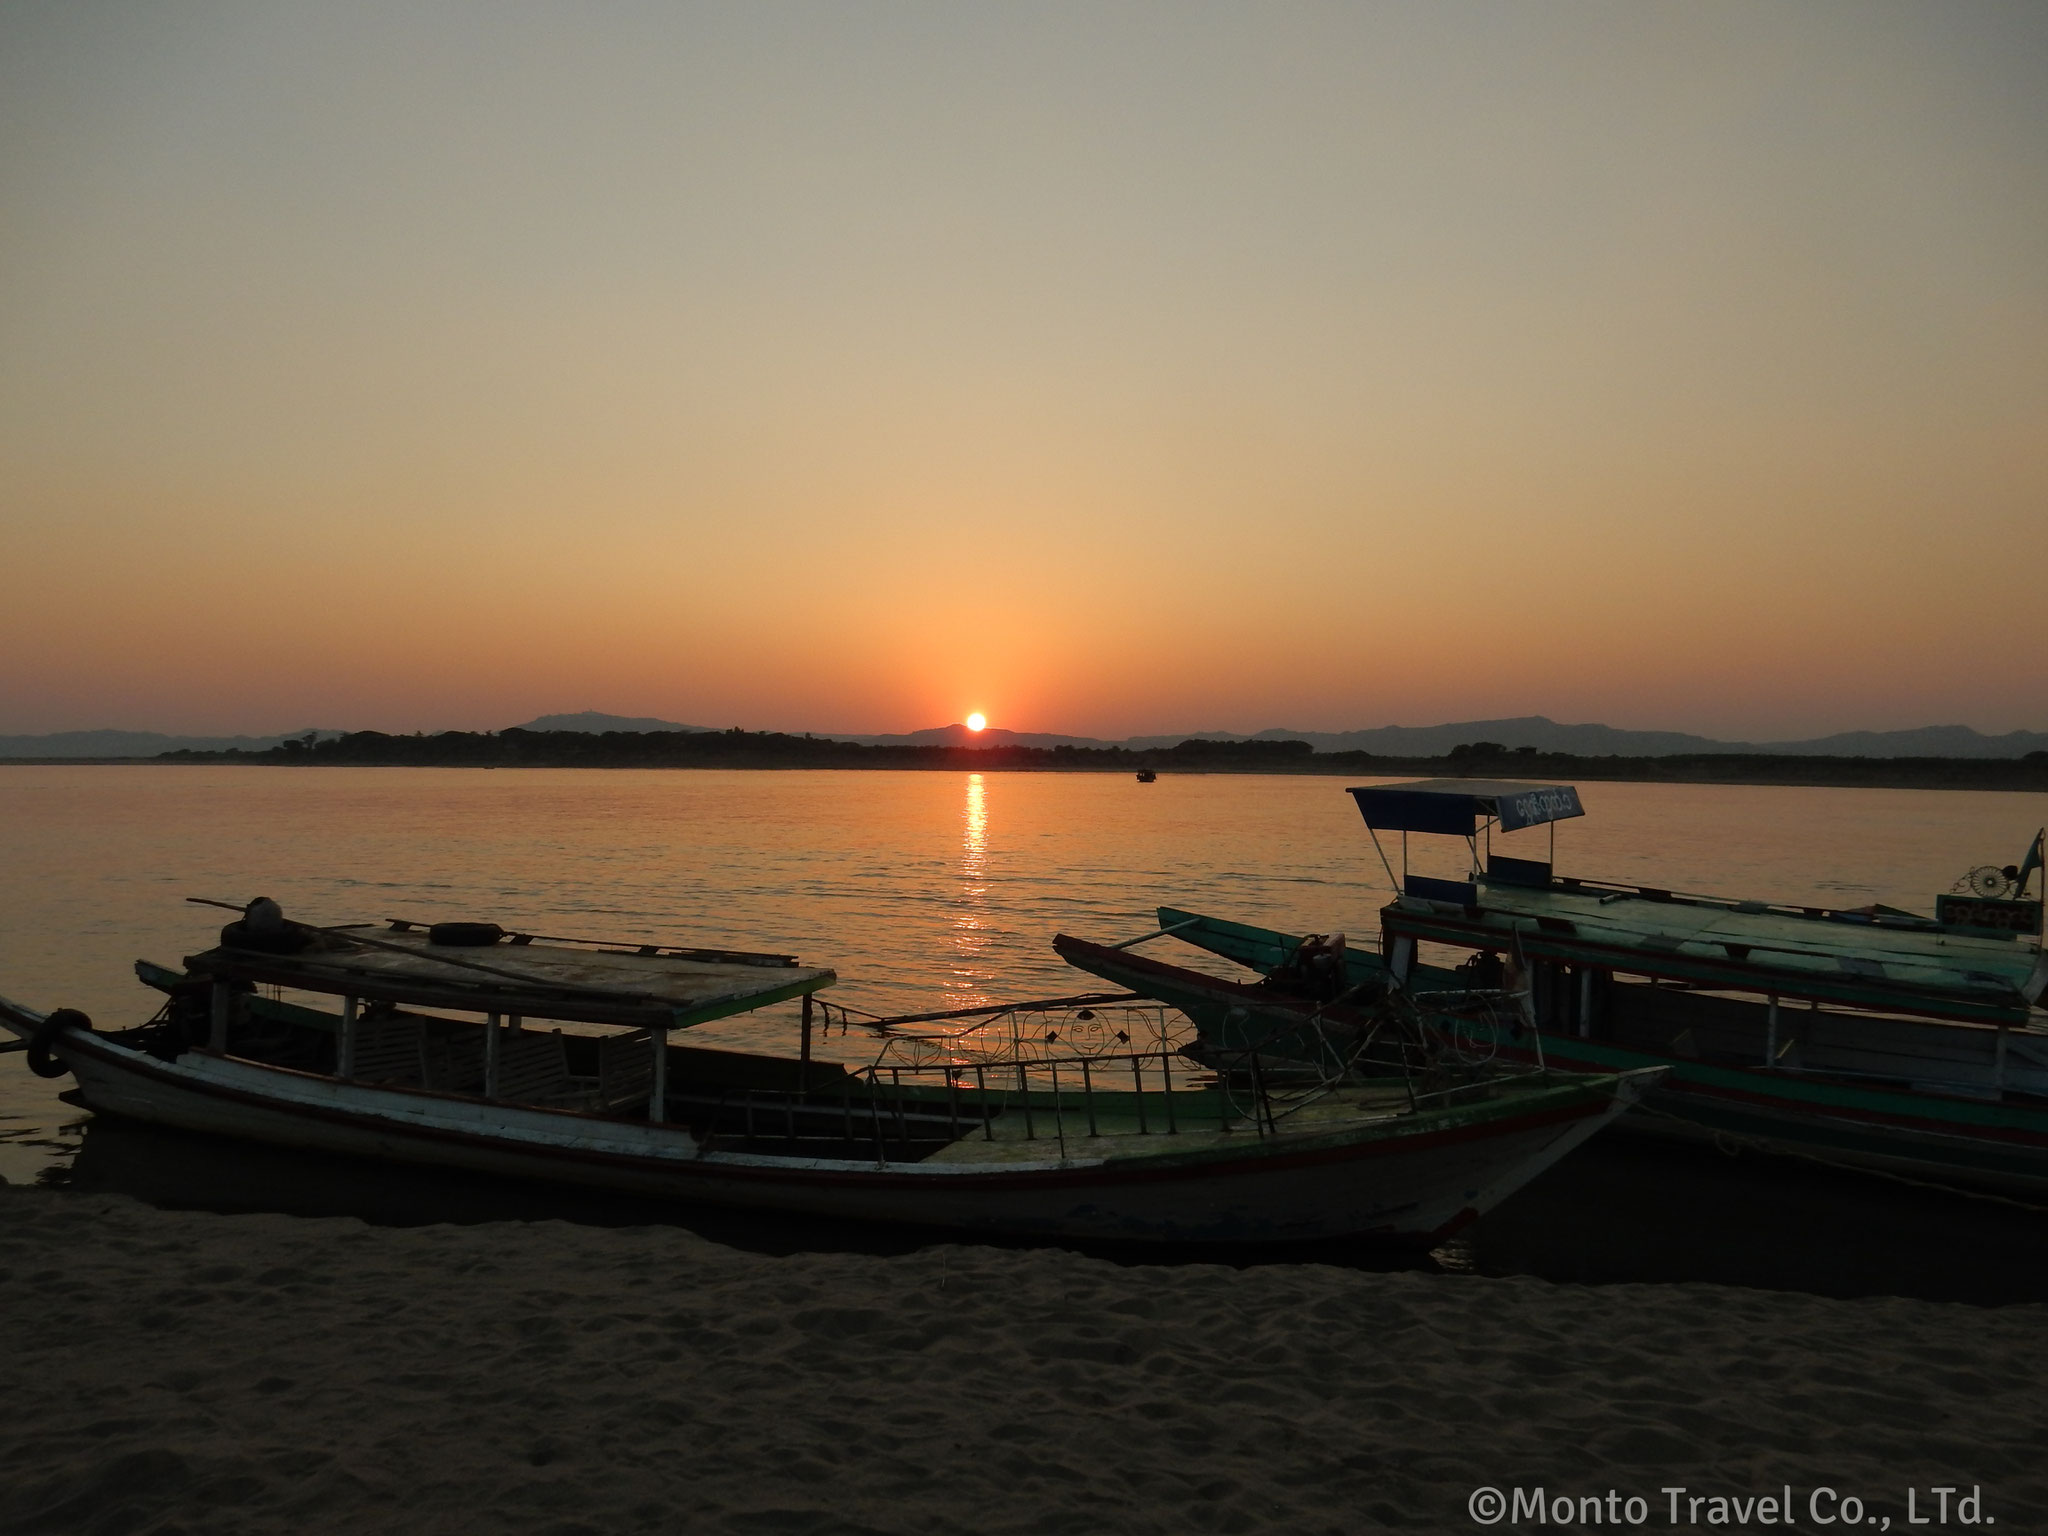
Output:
[[3, 712, 2043, 759], [813, 715, 2048, 759], [1180, 717, 2048, 760]]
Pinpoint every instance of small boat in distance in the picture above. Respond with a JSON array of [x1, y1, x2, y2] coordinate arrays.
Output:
[[1125, 781, 2048, 1199], [1, 899, 1658, 1245], [1136, 769, 1157, 782]]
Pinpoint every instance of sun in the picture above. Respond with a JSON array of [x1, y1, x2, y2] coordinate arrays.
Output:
[[965, 712, 987, 732]]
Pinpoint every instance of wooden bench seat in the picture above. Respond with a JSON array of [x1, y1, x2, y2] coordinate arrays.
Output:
[[350, 1014, 425, 1086], [495, 1027, 581, 1106], [421, 1022, 487, 1093], [593, 1028, 657, 1112]]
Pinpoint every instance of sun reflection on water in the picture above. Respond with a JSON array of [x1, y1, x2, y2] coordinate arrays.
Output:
[[947, 773, 994, 1007]]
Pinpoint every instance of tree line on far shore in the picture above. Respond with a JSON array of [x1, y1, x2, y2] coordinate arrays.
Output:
[[152, 728, 2048, 791]]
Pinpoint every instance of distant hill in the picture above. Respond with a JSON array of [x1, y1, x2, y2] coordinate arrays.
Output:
[[1221, 718, 1727, 756], [1125, 717, 2048, 759], [152, 726, 2048, 791], [0, 728, 345, 759], [831, 724, 1121, 749], [836, 719, 1709, 753], [8, 712, 2043, 760], [1755, 725, 2048, 758], [834, 717, 2048, 758], [509, 711, 712, 734]]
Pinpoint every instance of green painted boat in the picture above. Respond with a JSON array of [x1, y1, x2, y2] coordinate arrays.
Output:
[[1118, 782, 2048, 1199]]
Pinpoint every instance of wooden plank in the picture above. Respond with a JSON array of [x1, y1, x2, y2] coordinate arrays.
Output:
[[596, 1029, 655, 1110], [494, 1028, 575, 1103], [422, 1024, 486, 1093], [350, 1014, 423, 1086]]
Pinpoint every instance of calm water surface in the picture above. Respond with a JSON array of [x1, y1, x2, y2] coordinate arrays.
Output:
[[3, 765, 2042, 1194]]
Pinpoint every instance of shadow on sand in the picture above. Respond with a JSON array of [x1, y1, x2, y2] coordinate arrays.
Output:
[[38, 1113, 2048, 1306]]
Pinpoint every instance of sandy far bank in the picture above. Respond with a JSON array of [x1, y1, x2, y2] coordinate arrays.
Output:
[[1, 1187, 2042, 1535]]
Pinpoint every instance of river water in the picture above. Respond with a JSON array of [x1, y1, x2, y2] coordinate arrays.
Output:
[[2, 766, 2043, 1291], [5, 763, 2040, 1172]]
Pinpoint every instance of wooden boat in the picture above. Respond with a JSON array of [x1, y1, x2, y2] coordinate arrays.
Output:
[[1116, 780, 2048, 1198], [0, 902, 1658, 1245]]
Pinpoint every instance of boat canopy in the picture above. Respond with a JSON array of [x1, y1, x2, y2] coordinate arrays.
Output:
[[1384, 881, 2046, 1024], [1349, 779, 1585, 836], [184, 926, 836, 1030]]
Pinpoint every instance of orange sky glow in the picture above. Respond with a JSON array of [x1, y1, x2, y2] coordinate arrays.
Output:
[[2, 4, 2044, 741]]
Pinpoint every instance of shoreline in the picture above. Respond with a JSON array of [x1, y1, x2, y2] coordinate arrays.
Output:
[[5, 739, 2047, 793], [5, 764, 2046, 793]]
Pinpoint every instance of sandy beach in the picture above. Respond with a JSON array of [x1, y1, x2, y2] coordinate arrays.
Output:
[[3, 1186, 2043, 1536]]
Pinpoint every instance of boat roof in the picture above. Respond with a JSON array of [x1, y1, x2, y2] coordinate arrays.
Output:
[[1350, 779, 1585, 835], [1384, 879, 2045, 1023], [184, 925, 836, 1030]]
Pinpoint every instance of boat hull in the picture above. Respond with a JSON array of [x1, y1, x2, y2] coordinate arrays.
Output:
[[1477, 1027, 2048, 1198], [10, 1011, 1649, 1246]]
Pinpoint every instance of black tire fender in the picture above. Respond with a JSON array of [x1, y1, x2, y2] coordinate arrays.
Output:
[[27, 1008, 92, 1079]]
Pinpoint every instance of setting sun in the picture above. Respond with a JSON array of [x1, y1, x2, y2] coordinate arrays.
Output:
[[965, 713, 987, 732]]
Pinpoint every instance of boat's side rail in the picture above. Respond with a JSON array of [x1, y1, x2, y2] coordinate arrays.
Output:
[[817, 995, 1188, 1065], [839, 1042, 1398, 1142]]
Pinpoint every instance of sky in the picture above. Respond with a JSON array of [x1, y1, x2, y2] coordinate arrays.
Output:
[[3, 1, 2045, 741]]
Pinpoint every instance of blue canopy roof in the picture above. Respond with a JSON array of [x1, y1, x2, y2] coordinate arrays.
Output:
[[1348, 779, 1585, 835]]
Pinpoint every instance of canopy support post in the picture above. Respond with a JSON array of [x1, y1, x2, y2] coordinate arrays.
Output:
[[337, 995, 357, 1079], [1366, 827, 1401, 896], [1765, 996, 1779, 1068], [208, 981, 233, 1054], [484, 1012, 500, 1098], [800, 992, 813, 1073], [649, 1020, 670, 1123]]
